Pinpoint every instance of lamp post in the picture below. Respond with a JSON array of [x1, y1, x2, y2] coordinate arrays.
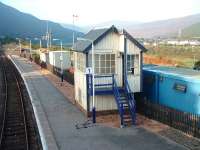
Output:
[[53, 39, 64, 84], [30, 39, 32, 60], [77, 37, 96, 123], [46, 21, 49, 51], [60, 40, 63, 83], [192, 45, 196, 66], [25, 38, 32, 60], [16, 38, 21, 54]]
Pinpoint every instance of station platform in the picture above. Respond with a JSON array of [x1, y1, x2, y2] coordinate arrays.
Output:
[[10, 55, 187, 150]]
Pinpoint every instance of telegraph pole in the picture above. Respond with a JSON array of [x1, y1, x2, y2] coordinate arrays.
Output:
[[19, 39, 21, 54], [49, 28, 52, 48], [46, 21, 49, 51], [40, 39, 42, 51], [30, 39, 32, 61], [72, 14, 78, 46], [16, 38, 21, 54]]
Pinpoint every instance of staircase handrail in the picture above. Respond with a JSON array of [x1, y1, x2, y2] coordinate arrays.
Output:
[[112, 75, 124, 126], [125, 78, 134, 98], [113, 77, 120, 98], [124, 78, 136, 124]]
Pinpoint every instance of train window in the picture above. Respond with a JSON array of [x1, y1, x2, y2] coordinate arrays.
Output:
[[173, 83, 187, 93]]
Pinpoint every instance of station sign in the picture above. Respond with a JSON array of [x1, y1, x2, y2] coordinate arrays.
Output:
[[86, 67, 93, 74]]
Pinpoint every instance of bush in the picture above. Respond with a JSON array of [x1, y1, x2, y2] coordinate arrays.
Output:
[[32, 53, 40, 64], [193, 61, 200, 70], [40, 62, 47, 68]]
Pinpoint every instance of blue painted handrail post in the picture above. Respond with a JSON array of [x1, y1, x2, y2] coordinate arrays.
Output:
[[90, 74, 93, 94], [112, 74, 114, 89], [120, 104, 124, 127], [125, 78, 136, 125], [90, 74, 96, 123], [92, 107, 96, 123]]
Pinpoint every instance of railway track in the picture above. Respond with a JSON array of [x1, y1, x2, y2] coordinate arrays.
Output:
[[0, 54, 42, 150]]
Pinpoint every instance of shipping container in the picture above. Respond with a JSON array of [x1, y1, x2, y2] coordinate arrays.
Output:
[[49, 51, 71, 69], [40, 51, 71, 69]]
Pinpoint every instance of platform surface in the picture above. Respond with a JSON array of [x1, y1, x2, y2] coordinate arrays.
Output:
[[11, 55, 187, 150]]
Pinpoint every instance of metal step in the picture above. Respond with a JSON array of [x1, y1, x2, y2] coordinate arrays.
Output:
[[118, 100, 128, 105], [119, 96, 126, 100]]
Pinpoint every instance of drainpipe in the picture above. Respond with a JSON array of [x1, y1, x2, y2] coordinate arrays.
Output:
[[124, 35, 127, 87], [86, 53, 90, 114], [140, 51, 143, 92]]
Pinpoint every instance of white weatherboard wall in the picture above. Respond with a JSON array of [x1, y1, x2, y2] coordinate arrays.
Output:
[[49, 51, 71, 69], [40, 52, 50, 64], [88, 32, 123, 87], [40, 53, 46, 62], [88, 32, 120, 111], [74, 52, 87, 110], [126, 39, 141, 93]]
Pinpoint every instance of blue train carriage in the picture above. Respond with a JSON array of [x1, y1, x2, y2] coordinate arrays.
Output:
[[143, 65, 200, 114], [72, 25, 147, 126]]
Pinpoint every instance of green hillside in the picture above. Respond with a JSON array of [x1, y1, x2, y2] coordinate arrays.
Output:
[[182, 22, 200, 38], [0, 2, 84, 44]]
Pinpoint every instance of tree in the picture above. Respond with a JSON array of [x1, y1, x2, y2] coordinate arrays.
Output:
[[0, 36, 17, 44]]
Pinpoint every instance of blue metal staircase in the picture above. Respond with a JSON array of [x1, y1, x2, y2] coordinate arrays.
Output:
[[113, 77, 136, 126], [87, 74, 136, 127]]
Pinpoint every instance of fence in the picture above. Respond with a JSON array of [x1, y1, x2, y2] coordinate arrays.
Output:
[[135, 96, 200, 138], [22, 52, 75, 85], [46, 63, 74, 85]]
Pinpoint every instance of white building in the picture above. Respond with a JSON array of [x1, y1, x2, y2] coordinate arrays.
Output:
[[167, 40, 179, 45], [73, 25, 147, 126], [167, 40, 200, 46], [40, 51, 71, 70], [179, 40, 189, 45], [189, 40, 200, 46]]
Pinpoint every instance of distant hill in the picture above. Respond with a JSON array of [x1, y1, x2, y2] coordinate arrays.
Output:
[[0, 2, 84, 44], [127, 14, 200, 38], [82, 20, 141, 33], [61, 23, 85, 33], [72, 14, 200, 38], [61, 20, 141, 34], [182, 22, 200, 38]]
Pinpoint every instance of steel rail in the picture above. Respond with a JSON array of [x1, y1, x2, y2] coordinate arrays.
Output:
[[0, 56, 8, 146], [0, 55, 29, 150]]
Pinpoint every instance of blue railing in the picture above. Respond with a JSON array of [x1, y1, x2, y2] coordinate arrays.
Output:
[[94, 75, 114, 78], [124, 78, 136, 124], [87, 74, 114, 95], [112, 75, 125, 126], [87, 74, 136, 126]]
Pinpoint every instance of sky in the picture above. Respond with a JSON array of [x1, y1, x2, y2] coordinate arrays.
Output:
[[1, 0, 200, 26]]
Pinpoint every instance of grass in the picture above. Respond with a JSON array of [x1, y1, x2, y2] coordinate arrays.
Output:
[[145, 45, 200, 68]]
